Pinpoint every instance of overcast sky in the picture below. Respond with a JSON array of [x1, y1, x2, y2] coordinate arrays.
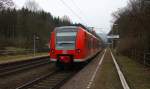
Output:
[[13, 0, 129, 34]]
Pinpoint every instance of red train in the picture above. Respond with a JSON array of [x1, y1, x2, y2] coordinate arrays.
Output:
[[49, 26, 102, 68]]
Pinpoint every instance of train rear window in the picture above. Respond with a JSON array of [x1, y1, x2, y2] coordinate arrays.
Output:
[[56, 31, 77, 50]]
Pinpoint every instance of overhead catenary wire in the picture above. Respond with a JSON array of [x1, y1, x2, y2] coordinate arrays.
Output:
[[58, 0, 87, 25], [58, 0, 106, 33], [71, 0, 87, 18], [71, 0, 89, 24]]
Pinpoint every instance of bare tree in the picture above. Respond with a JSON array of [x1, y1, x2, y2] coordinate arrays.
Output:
[[61, 15, 71, 23], [0, 0, 14, 9], [24, 0, 42, 12]]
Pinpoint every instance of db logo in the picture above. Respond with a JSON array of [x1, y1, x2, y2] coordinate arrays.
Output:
[[63, 50, 67, 54]]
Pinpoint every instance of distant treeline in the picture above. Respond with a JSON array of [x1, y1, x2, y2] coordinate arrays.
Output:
[[0, 8, 72, 50], [110, 0, 150, 60]]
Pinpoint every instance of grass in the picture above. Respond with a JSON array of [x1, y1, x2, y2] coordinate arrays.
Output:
[[91, 49, 123, 89], [0, 52, 48, 63], [116, 55, 150, 89], [5, 47, 27, 51]]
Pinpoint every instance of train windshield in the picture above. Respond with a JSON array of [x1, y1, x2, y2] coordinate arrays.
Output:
[[56, 28, 77, 50]]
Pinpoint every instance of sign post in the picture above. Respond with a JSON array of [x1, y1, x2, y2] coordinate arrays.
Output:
[[33, 34, 39, 56], [107, 35, 119, 39], [107, 35, 119, 48]]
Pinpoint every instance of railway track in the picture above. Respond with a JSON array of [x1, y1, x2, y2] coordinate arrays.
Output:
[[16, 69, 78, 89], [0, 56, 50, 76]]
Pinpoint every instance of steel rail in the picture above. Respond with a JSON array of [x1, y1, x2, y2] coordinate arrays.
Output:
[[0, 57, 50, 76], [16, 70, 77, 89]]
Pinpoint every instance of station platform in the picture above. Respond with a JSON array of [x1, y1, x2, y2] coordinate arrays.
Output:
[[60, 48, 126, 89]]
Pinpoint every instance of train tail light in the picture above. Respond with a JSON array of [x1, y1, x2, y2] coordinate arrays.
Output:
[[76, 49, 81, 53], [51, 49, 54, 54]]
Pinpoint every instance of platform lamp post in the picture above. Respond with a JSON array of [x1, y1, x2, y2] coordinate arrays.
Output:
[[33, 33, 39, 56]]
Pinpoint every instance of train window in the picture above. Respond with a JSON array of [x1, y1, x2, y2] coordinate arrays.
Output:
[[56, 31, 77, 50]]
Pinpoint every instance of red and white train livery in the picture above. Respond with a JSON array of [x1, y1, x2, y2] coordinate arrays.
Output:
[[49, 26, 102, 68]]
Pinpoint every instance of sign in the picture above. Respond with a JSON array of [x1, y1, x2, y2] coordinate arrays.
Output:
[[107, 35, 119, 39]]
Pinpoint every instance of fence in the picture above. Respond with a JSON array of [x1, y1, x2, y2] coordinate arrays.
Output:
[[0, 49, 49, 56], [144, 53, 150, 66], [130, 50, 150, 66]]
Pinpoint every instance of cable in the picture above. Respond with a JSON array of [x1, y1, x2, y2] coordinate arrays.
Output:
[[71, 0, 89, 23], [58, 0, 87, 24], [71, 0, 86, 17]]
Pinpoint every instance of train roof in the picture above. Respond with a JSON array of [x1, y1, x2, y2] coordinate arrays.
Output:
[[54, 26, 101, 41], [55, 26, 78, 30], [54, 26, 79, 32]]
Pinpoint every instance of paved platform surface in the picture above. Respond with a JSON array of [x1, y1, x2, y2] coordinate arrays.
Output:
[[60, 48, 125, 89]]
